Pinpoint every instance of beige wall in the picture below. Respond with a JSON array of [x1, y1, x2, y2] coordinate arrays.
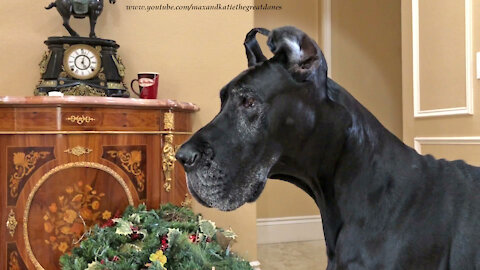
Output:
[[254, 0, 321, 219], [402, 0, 480, 166], [332, 0, 403, 139], [0, 0, 258, 260]]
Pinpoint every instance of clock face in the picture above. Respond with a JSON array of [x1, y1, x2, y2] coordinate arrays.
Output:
[[63, 45, 102, 80]]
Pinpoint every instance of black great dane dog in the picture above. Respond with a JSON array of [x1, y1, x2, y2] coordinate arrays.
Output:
[[176, 26, 480, 269]]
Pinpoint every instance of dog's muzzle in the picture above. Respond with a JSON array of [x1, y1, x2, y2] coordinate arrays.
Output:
[[176, 143, 232, 209]]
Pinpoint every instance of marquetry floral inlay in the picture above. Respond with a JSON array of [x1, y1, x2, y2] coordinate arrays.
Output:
[[9, 151, 51, 198], [162, 134, 176, 192], [107, 150, 145, 192], [8, 251, 20, 270], [43, 181, 109, 253], [65, 115, 95, 125]]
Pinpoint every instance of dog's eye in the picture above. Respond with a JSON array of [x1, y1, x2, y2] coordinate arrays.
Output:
[[242, 97, 255, 108]]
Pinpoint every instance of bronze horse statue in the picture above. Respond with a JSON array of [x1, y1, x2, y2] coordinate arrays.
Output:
[[45, 0, 116, 38]]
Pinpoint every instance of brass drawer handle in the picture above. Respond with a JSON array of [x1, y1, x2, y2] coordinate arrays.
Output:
[[64, 146, 93, 156], [65, 115, 95, 125], [6, 209, 17, 237]]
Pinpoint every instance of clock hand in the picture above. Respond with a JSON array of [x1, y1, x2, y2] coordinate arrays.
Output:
[[81, 56, 86, 69]]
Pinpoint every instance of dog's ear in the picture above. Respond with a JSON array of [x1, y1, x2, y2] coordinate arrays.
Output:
[[244, 28, 270, 67], [267, 26, 328, 83]]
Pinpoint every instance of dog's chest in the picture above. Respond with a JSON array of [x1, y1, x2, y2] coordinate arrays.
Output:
[[332, 225, 455, 270]]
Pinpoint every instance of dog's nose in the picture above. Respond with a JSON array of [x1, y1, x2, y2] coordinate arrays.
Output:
[[176, 144, 200, 171]]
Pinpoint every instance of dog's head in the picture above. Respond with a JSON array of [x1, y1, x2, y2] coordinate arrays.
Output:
[[176, 26, 331, 211]]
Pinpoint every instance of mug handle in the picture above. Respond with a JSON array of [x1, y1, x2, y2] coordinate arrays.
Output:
[[130, 79, 141, 97]]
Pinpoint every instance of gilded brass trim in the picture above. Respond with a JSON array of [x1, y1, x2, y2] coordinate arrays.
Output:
[[8, 251, 20, 270], [162, 134, 176, 192], [23, 162, 134, 270], [59, 71, 68, 78], [39, 51, 52, 75], [181, 193, 192, 208], [112, 55, 126, 78], [107, 150, 145, 192], [64, 146, 93, 157], [36, 80, 57, 88], [61, 84, 106, 96], [9, 151, 51, 198], [107, 82, 127, 90], [164, 112, 175, 130], [6, 209, 17, 237], [65, 115, 96, 125], [33, 89, 48, 97], [0, 131, 193, 135], [98, 72, 106, 81]]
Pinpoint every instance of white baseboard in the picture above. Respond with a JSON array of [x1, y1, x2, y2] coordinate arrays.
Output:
[[257, 215, 324, 244]]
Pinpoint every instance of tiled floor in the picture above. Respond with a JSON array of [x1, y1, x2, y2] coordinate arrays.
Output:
[[257, 241, 328, 269]]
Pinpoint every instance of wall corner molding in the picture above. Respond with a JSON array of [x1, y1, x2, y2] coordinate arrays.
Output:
[[414, 136, 480, 154], [322, 0, 332, 77], [412, 0, 474, 118]]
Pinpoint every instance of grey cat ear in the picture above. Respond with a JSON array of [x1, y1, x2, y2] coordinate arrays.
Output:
[[267, 26, 328, 82], [244, 28, 270, 67]]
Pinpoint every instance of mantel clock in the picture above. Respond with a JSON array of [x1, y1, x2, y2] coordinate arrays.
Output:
[[35, 37, 129, 97]]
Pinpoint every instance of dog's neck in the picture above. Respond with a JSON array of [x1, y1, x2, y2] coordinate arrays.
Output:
[[268, 78, 420, 261]]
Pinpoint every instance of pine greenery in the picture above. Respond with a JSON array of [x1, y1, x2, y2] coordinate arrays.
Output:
[[60, 204, 252, 270]]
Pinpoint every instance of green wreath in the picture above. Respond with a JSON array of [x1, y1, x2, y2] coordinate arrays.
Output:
[[60, 204, 253, 270]]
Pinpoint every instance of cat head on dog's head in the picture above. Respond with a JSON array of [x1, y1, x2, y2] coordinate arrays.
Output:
[[176, 26, 329, 211]]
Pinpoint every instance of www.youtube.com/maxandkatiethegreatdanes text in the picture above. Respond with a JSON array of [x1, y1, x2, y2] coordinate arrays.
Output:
[[125, 3, 282, 12]]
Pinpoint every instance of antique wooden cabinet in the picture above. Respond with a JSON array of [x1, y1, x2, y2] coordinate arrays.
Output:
[[0, 96, 198, 270]]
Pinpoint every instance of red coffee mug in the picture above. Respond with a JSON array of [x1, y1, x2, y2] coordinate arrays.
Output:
[[131, 72, 159, 99]]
